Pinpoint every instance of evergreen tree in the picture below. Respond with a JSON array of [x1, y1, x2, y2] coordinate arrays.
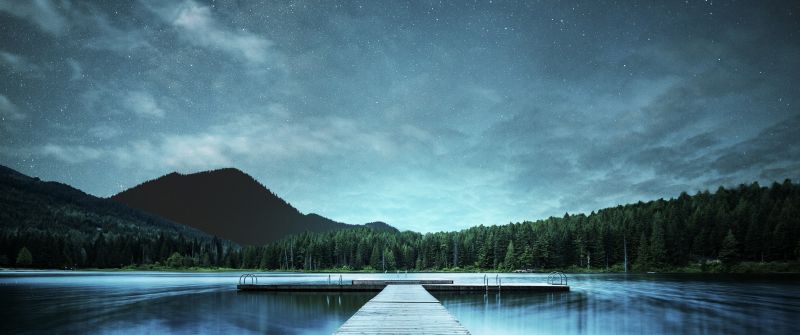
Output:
[[719, 230, 740, 266], [650, 218, 667, 268], [385, 248, 396, 270], [520, 246, 533, 270], [166, 252, 184, 268], [16, 247, 32, 267], [636, 233, 649, 270], [370, 245, 381, 270], [504, 241, 516, 271]]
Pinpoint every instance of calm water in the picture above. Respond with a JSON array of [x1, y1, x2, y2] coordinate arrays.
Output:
[[1, 271, 798, 334]]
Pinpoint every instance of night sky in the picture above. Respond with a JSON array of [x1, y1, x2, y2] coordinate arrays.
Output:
[[1, 1, 798, 233]]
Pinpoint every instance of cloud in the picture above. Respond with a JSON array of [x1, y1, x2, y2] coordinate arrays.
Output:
[[0, 51, 41, 75], [0, 0, 68, 35], [82, 9, 153, 52], [67, 58, 83, 81], [41, 144, 102, 164], [123, 91, 165, 118], [33, 107, 404, 170], [149, 0, 274, 64], [0, 94, 25, 121], [110, 111, 399, 171], [710, 115, 800, 177], [88, 124, 122, 139]]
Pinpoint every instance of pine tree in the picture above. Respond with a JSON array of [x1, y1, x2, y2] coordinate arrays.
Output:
[[636, 233, 649, 270], [504, 241, 516, 271], [650, 219, 667, 268], [370, 245, 381, 270], [520, 246, 533, 270], [719, 230, 740, 266], [16, 247, 32, 267], [385, 248, 396, 270]]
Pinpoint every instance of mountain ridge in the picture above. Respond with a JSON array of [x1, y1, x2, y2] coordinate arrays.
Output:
[[110, 167, 395, 245]]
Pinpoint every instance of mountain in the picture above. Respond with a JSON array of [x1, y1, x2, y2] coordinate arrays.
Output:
[[364, 221, 400, 233], [110, 168, 388, 245], [0, 164, 208, 238], [0, 165, 231, 268]]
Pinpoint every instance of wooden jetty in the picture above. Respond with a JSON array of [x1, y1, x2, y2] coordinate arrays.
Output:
[[334, 284, 470, 335], [237, 276, 570, 293], [238, 275, 569, 334], [237, 282, 569, 292]]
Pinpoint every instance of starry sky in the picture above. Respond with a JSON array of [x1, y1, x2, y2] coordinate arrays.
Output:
[[1, 1, 799, 233]]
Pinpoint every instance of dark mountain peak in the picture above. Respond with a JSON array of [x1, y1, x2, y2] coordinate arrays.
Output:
[[364, 221, 399, 233], [110, 168, 351, 245], [153, 168, 260, 186], [0, 164, 34, 181], [191, 167, 253, 180], [0, 165, 211, 240]]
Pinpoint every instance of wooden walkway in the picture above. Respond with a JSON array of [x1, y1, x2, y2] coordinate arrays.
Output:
[[334, 284, 470, 335]]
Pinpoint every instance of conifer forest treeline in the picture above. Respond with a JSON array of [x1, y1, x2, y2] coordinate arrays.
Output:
[[3, 181, 799, 272]]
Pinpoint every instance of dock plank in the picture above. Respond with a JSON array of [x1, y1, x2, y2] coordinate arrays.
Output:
[[335, 284, 470, 335]]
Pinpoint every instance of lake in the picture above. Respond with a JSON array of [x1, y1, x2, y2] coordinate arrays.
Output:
[[1, 271, 798, 334]]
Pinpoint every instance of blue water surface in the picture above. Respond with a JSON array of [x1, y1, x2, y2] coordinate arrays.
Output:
[[1, 271, 798, 334]]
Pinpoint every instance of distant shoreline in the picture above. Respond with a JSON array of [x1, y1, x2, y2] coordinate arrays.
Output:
[[3, 261, 799, 274]]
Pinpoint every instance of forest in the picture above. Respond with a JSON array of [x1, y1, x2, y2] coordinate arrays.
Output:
[[0, 165, 239, 269], [250, 180, 800, 272], [2, 180, 799, 272]]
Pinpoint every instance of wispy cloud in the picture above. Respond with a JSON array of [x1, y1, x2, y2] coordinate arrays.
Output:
[[148, 0, 275, 65], [67, 58, 83, 81], [88, 124, 122, 139], [123, 91, 165, 118], [82, 8, 153, 52], [0, 51, 41, 75], [0, 0, 68, 35], [0, 94, 25, 121], [34, 106, 405, 170], [41, 144, 102, 164], [110, 111, 400, 171]]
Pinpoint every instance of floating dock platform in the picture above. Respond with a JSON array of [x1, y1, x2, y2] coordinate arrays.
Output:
[[237, 275, 570, 334], [237, 277, 569, 293]]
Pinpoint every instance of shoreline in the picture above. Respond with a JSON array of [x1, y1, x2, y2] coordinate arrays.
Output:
[[3, 261, 799, 275]]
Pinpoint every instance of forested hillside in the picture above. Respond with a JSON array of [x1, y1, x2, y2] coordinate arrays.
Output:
[[247, 181, 800, 272], [2, 160, 799, 272], [0, 165, 240, 269]]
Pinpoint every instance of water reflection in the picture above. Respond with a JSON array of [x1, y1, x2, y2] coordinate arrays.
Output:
[[1, 272, 799, 334], [0, 272, 373, 334], [436, 274, 800, 335]]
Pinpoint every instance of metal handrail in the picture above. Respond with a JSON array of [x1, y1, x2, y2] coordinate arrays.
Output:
[[238, 273, 258, 285], [546, 271, 568, 285]]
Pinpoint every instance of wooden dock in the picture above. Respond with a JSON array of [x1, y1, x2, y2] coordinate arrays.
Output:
[[237, 276, 570, 334], [334, 284, 470, 335], [237, 282, 569, 293], [237, 277, 569, 293]]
